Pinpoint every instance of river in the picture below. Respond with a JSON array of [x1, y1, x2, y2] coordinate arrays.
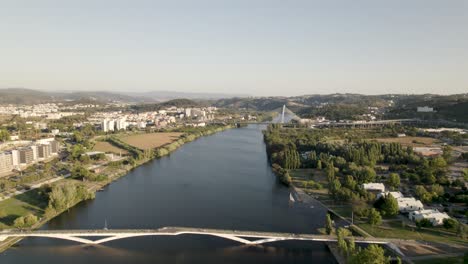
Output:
[[0, 125, 335, 263]]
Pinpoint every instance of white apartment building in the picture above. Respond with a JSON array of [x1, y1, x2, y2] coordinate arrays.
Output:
[[116, 118, 128, 131], [0, 152, 13, 175], [185, 108, 192, 117], [0, 139, 60, 176]]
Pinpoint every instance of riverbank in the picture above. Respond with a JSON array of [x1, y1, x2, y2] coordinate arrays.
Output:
[[0, 125, 234, 253]]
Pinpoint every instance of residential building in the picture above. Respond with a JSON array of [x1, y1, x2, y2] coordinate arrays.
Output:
[[18, 147, 35, 165], [397, 197, 424, 212], [0, 152, 13, 175], [362, 183, 386, 193], [409, 209, 450, 226], [50, 141, 60, 154], [37, 144, 51, 159], [11, 150, 19, 166], [376, 191, 403, 200], [116, 118, 128, 130], [185, 108, 192, 117]]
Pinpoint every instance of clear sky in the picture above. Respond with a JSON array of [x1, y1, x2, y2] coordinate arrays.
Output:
[[1, 0, 467, 96]]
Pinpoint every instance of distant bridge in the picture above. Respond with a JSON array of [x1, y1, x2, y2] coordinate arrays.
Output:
[[313, 119, 421, 128], [233, 105, 301, 125], [0, 227, 404, 247]]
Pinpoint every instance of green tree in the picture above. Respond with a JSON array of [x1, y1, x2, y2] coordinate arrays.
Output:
[[416, 219, 433, 228], [13, 216, 25, 229], [349, 245, 388, 264], [70, 144, 85, 160], [457, 223, 467, 239], [381, 194, 399, 216], [430, 156, 447, 168], [24, 213, 38, 226], [325, 213, 334, 235], [71, 164, 91, 180], [430, 184, 444, 197], [368, 208, 382, 226], [386, 173, 400, 191], [415, 185, 432, 203], [344, 175, 357, 190], [0, 129, 10, 142], [337, 227, 349, 255], [443, 218, 458, 229], [72, 131, 84, 143], [326, 163, 335, 181], [329, 178, 342, 199]]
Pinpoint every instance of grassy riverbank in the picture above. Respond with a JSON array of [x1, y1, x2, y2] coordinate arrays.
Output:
[[0, 124, 233, 252]]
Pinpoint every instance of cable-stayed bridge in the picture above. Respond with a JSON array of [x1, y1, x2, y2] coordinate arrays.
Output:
[[232, 105, 301, 125]]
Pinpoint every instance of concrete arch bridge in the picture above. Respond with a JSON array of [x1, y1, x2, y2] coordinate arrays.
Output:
[[0, 226, 402, 248]]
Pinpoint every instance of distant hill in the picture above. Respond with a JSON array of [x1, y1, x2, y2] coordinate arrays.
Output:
[[130, 99, 204, 112], [0, 88, 145, 104], [126, 91, 248, 101], [0, 88, 56, 104], [0, 88, 247, 104], [58, 91, 142, 103], [214, 97, 289, 111], [385, 94, 468, 122]]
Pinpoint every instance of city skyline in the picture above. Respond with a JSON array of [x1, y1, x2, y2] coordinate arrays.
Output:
[[1, 0, 467, 96]]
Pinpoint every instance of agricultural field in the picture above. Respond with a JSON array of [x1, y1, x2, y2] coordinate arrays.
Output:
[[369, 136, 439, 147], [120, 132, 183, 150], [93, 141, 128, 155]]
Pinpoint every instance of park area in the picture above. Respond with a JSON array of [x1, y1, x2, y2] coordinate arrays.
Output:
[[120, 132, 183, 150], [369, 136, 439, 147], [0, 189, 47, 229]]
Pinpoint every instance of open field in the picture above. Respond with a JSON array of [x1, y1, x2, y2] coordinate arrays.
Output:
[[120, 132, 183, 150], [93, 141, 128, 155], [0, 189, 47, 229], [358, 221, 466, 245], [368, 136, 439, 147]]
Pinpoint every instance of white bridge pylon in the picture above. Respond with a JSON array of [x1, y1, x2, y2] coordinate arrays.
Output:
[[274, 105, 300, 124], [0, 227, 394, 246]]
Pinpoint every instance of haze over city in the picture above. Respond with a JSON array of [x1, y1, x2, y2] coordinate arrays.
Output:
[[1, 0, 467, 96]]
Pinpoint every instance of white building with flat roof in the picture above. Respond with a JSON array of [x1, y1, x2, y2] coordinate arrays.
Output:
[[376, 191, 403, 200], [417, 106, 434, 112], [397, 197, 424, 212], [362, 183, 385, 193], [409, 209, 450, 226]]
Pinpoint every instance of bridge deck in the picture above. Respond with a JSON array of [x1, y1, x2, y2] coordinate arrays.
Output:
[[0, 227, 405, 244]]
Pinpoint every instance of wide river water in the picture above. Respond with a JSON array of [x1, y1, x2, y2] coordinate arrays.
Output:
[[0, 125, 335, 263]]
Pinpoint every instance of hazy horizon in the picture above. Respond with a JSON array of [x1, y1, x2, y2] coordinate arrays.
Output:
[[1, 0, 467, 96]]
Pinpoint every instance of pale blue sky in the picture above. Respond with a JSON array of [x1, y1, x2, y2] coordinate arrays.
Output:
[[1, 0, 467, 96]]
